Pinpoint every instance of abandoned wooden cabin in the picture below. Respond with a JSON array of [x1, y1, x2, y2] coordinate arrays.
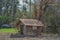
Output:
[[16, 19, 44, 36]]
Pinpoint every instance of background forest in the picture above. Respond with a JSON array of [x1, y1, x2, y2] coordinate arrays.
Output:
[[0, 0, 60, 34]]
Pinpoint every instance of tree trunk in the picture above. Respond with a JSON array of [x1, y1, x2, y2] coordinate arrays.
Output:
[[0, 0, 2, 14], [39, 0, 43, 20], [33, 0, 37, 19]]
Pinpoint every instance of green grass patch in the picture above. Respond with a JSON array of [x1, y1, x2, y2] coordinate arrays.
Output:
[[0, 28, 18, 33]]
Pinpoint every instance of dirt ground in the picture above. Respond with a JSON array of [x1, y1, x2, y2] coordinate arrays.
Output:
[[0, 33, 60, 40]]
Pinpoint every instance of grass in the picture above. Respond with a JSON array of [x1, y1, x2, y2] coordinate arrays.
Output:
[[0, 28, 18, 33]]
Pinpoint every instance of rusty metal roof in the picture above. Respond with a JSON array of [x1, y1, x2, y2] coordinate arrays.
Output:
[[19, 19, 44, 26]]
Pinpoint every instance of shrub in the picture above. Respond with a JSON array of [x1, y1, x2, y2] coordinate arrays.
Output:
[[0, 16, 9, 26]]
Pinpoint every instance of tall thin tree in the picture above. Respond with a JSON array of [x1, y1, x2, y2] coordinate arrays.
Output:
[[39, 0, 43, 20], [33, 0, 37, 19]]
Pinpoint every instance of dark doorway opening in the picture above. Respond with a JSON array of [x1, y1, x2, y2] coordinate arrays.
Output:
[[20, 25, 24, 35]]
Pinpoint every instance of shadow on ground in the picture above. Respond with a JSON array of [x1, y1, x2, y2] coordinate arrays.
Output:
[[9, 32, 60, 38], [10, 33, 41, 38]]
